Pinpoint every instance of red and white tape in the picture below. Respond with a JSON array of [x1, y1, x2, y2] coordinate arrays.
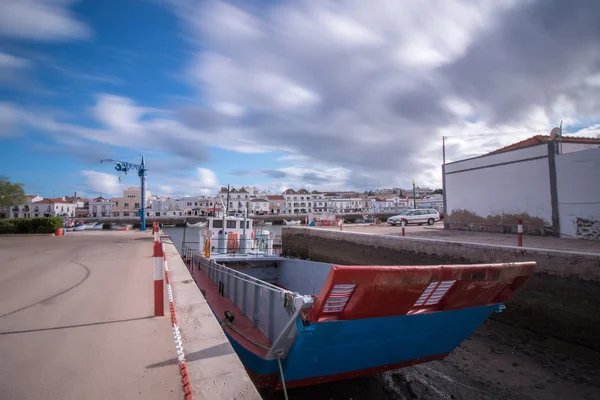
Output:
[[162, 244, 193, 400]]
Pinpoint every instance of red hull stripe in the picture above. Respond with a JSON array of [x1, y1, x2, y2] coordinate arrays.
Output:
[[190, 265, 271, 356]]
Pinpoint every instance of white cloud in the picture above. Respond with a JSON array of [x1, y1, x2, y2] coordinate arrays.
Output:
[[0, 51, 31, 69], [0, 0, 91, 41], [81, 170, 122, 196], [162, 0, 600, 190]]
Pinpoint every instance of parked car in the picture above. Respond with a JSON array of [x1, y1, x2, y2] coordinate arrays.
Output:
[[387, 209, 440, 226]]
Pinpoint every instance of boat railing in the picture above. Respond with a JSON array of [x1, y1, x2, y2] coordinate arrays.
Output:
[[183, 244, 292, 343]]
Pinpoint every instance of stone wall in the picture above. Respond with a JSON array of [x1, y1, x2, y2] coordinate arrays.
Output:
[[577, 217, 600, 241], [282, 227, 600, 350]]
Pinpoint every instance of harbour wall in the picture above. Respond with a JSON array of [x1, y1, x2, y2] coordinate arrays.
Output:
[[282, 227, 600, 350]]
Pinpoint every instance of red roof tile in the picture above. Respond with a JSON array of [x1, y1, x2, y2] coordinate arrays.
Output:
[[488, 135, 600, 155], [266, 195, 285, 200]]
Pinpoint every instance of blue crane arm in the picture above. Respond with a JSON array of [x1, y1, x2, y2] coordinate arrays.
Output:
[[100, 159, 145, 174]]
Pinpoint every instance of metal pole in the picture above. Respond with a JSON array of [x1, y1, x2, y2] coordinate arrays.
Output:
[[139, 156, 147, 231], [442, 136, 446, 165], [412, 179, 417, 209]]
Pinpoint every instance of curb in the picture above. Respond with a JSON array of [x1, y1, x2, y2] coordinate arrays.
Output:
[[163, 243, 194, 400]]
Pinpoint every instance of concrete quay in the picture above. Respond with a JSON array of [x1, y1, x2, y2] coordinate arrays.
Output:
[[0, 231, 259, 400]]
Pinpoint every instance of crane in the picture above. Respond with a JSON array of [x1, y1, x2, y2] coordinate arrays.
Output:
[[100, 156, 148, 231]]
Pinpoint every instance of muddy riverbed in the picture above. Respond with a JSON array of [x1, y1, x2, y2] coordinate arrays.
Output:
[[262, 320, 600, 400]]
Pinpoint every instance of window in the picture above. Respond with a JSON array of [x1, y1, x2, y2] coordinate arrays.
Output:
[[123, 212, 130, 217], [212, 220, 223, 228], [134, 203, 140, 208], [227, 220, 237, 228], [124, 203, 129, 207]]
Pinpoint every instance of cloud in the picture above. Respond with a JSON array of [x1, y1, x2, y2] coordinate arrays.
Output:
[[150, 167, 221, 197], [0, 0, 91, 41], [162, 0, 600, 190], [0, 51, 33, 86], [81, 170, 122, 196]]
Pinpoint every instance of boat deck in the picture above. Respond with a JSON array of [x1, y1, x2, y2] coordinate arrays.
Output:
[[190, 263, 271, 357]]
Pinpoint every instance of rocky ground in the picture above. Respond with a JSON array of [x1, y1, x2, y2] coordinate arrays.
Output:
[[262, 320, 600, 400]]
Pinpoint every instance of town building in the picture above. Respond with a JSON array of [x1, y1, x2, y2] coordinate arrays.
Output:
[[89, 197, 111, 217], [110, 187, 152, 218], [266, 195, 285, 214], [249, 198, 269, 215], [444, 133, 600, 239]]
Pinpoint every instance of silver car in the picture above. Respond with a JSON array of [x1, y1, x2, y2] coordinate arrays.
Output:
[[387, 209, 440, 226]]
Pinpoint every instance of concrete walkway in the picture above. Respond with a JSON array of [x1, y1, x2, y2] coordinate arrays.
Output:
[[0, 231, 182, 400], [321, 223, 600, 254]]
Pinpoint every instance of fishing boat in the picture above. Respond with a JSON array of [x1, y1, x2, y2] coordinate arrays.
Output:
[[87, 222, 104, 230], [73, 223, 86, 231], [186, 221, 207, 228], [109, 223, 133, 231], [264, 221, 273, 226], [283, 219, 302, 226], [184, 217, 535, 390]]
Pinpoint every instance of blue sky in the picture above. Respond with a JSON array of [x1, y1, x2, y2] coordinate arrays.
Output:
[[1, 0, 599, 199]]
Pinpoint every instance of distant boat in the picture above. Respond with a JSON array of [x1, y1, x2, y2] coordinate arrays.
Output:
[[186, 221, 206, 228], [109, 223, 133, 231], [283, 220, 302, 226], [162, 224, 176, 228], [84, 223, 97, 230], [87, 222, 104, 230], [264, 221, 273, 226], [73, 224, 86, 231]]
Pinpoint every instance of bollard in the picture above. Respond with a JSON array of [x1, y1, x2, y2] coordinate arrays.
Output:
[[338, 219, 343, 231], [401, 219, 406, 237], [517, 219, 523, 247], [153, 241, 165, 316]]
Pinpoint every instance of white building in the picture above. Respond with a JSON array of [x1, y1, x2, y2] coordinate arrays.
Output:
[[444, 134, 600, 239], [32, 199, 77, 218], [266, 195, 285, 214], [4, 195, 43, 218], [89, 197, 111, 218], [249, 198, 269, 214]]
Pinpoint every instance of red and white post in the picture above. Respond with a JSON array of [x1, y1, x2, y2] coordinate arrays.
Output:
[[153, 241, 165, 317], [153, 221, 160, 242], [517, 219, 523, 247], [401, 218, 406, 237]]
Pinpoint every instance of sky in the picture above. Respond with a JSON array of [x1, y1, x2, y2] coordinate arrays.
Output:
[[1, 0, 599, 199]]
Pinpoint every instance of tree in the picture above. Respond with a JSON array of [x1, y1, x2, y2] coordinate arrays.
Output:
[[0, 176, 26, 207], [433, 188, 444, 195]]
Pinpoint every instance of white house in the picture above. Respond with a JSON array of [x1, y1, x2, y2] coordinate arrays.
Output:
[[89, 197, 112, 218], [249, 198, 269, 214], [31, 199, 76, 218], [2, 195, 44, 218]]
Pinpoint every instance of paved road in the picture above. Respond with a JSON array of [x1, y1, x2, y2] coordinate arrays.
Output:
[[320, 222, 600, 254], [0, 231, 181, 400]]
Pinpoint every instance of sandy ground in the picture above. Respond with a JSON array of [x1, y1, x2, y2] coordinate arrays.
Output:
[[262, 319, 600, 400], [317, 222, 600, 253], [0, 232, 182, 400]]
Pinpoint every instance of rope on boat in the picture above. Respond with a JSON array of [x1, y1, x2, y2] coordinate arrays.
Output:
[[277, 354, 289, 400]]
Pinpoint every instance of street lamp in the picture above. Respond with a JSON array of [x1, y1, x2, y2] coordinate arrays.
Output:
[[412, 179, 417, 209]]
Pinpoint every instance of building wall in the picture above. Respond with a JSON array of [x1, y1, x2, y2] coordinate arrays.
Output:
[[445, 143, 553, 234], [559, 142, 600, 154], [556, 147, 600, 240]]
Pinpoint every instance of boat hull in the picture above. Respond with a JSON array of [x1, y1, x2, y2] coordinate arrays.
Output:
[[224, 304, 498, 389]]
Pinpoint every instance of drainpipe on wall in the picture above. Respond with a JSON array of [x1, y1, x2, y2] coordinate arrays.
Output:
[[547, 141, 561, 237]]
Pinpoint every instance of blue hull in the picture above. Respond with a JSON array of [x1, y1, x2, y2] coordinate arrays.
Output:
[[226, 303, 499, 386]]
